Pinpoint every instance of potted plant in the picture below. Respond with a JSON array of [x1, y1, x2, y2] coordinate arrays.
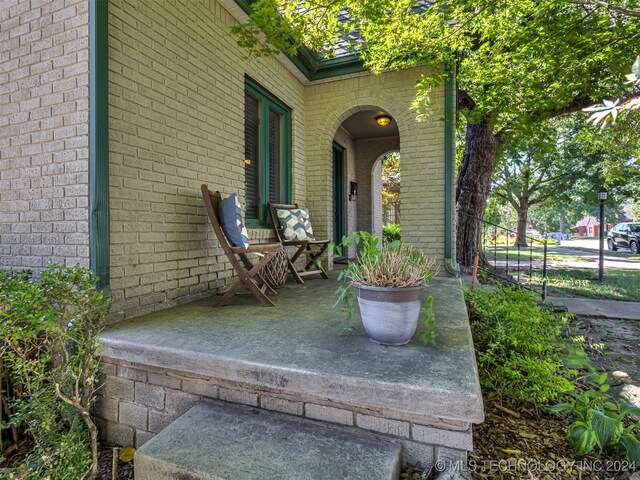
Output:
[[334, 231, 437, 346]]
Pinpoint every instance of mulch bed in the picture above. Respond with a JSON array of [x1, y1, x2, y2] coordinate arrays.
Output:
[[95, 448, 134, 480], [470, 391, 634, 480], [401, 392, 636, 480]]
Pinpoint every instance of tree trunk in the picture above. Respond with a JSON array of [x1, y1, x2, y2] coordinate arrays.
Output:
[[559, 211, 566, 234], [456, 116, 499, 270], [515, 205, 529, 247]]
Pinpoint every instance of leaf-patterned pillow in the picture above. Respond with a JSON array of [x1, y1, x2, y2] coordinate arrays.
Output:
[[276, 208, 315, 241]]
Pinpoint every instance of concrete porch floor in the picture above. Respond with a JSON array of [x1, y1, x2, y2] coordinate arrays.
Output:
[[97, 274, 483, 467]]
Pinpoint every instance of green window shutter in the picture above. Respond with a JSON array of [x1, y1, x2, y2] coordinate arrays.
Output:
[[244, 92, 260, 220], [244, 77, 292, 225], [268, 108, 282, 204]]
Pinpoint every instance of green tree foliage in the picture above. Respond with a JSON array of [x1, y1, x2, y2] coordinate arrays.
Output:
[[586, 55, 640, 127], [493, 117, 582, 245], [233, 0, 640, 267], [492, 113, 638, 236], [382, 223, 401, 243]]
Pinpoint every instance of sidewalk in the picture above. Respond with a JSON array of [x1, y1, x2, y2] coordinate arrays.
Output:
[[547, 296, 640, 320]]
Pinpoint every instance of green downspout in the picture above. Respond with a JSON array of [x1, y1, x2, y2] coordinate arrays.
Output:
[[444, 64, 458, 276], [89, 0, 110, 287]]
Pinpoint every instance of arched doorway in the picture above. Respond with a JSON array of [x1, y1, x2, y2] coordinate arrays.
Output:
[[330, 108, 400, 257]]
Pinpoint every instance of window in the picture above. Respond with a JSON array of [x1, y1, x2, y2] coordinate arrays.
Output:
[[244, 77, 292, 225]]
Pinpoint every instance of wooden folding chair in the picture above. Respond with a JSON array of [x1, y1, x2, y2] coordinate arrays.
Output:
[[268, 202, 330, 284], [202, 185, 281, 307]]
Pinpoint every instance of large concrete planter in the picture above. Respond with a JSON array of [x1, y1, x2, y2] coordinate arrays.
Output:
[[354, 283, 425, 346]]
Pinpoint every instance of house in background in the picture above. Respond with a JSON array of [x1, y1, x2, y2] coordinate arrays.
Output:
[[1, 0, 456, 322], [573, 211, 632, 237], [573, 216, 601, 237]]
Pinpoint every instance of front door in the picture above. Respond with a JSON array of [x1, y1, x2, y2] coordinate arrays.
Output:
[[333, 142, 345, 252]]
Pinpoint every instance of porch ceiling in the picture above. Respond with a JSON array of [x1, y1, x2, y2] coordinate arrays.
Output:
[[341, 109, 400, 140], [100, 275, 483, 424]]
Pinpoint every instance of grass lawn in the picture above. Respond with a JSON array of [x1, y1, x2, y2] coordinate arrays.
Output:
[[484, 246, 588, 263], [484, 246, 640, 302], [535, 267, 640, 302]]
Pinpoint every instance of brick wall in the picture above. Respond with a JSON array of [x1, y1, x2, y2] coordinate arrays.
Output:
[[96, 357, 471, 468], [305, 67, 447, 267], [107, 0, 306, 320], [0, 0, 90, 270]]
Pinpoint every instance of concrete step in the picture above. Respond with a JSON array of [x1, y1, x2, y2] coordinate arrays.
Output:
[[135, 399, 402, 480]]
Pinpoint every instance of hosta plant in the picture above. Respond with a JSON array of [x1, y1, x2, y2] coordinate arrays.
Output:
[[550, 372, 640, 466]]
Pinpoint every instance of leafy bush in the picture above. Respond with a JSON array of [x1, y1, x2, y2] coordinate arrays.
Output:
[[465, 284, 574, 406], [382, 223, 401, 243], [0, 264, 111, 479], [550, 373, 640, 465]]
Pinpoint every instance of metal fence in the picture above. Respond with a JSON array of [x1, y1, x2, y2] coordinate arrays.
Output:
[[472, 216, 549, 300]]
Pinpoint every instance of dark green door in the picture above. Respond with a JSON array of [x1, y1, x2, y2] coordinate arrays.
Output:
[[333, 142, 345, 250]]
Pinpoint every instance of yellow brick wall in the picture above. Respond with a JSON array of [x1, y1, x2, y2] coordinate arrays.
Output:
[[107, 1, 447, 320], [0, 0, 90, 270], [305, 67, 446, 266], [1, 0, 448, 321], [107, 0, 306, 320]]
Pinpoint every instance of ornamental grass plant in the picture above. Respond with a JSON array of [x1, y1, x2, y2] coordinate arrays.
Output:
[[333, 231, 437, 322], [336, 231, 436, 288]]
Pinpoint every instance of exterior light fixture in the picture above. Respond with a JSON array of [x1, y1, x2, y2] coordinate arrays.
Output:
[[597, 187, 608, 201], [376, 114, 392, 127], [597, 187, 608, 282]]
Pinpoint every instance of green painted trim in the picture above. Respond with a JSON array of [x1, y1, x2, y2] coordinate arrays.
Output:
[[244, 77, 292, 225], [233, 0, 253, 15], [444, 64, 455, 264], [332, 142, 345, 246], [288, 49, 366, 80], [89, 0, 110, 287], [233, 0, 365, 81]]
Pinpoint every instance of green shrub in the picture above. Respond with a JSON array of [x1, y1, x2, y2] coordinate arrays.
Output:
[[550, 372, 640, 465], [465, 285, 574, 406], [382, 223, 401, 243], [533, 238, 558, 245], [0, 264, 111, 479]]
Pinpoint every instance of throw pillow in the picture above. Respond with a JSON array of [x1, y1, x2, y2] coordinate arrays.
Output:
[[218, 193, 250, 249], [276, 208, 315, 241]]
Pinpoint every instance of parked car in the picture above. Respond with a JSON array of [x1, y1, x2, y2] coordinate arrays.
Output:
[[547, 232, 568, 241], [526, 229, 542, 238], [607, 222, 640, 253]]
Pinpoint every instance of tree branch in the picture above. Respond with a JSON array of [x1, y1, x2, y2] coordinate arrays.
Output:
[[494, 190, 520, 210], [559, 0, 640, 18], [457, 88, 476, 111]]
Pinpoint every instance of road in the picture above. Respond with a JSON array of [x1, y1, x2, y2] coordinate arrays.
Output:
[[549, 240, 640, 270]]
